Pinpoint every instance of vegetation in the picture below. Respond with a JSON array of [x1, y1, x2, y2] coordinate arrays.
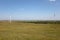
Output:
[[0, 21, 60, 40], [24, 20, 60, 24]]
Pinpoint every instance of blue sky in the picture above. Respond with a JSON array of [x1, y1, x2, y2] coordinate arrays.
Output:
[[0, 0, 60, 20]]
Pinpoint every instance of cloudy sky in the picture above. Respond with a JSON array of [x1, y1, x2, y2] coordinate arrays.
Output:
[[0, 0, 60, 20]]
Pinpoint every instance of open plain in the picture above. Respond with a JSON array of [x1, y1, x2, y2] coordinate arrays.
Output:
[[0, 21, 60, 40]]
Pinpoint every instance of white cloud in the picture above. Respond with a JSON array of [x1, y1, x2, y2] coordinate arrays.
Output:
[[49, 0, 56, 2]]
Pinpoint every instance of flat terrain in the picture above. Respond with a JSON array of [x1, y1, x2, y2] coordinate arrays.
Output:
[[0, 21, 60, 40]]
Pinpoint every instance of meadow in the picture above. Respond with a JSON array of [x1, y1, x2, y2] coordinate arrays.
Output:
[[0, 21, 60, 40]]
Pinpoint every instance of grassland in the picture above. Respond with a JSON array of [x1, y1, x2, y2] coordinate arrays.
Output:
[[0, 21, 60, 40]]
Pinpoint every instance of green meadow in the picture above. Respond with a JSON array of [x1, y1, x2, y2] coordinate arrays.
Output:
[[0, 21, 60, 40]]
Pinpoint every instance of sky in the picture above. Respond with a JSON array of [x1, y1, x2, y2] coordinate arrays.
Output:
[[0, 0, 60, 20]]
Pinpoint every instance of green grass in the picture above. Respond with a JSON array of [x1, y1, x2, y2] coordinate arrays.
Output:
[[0, 21, 60, 40]]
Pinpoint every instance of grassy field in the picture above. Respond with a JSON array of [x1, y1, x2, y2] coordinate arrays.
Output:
[[0, 21, 60, 40]]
